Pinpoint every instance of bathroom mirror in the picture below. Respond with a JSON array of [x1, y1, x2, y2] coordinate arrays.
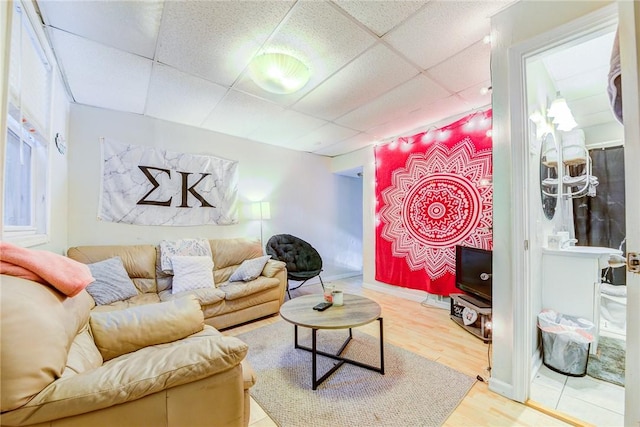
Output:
[[540, 132, 558, 220]]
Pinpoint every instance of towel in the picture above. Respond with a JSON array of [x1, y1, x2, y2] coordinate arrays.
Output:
[[607, 28, 622, 124], [0, 241, 94, 297]]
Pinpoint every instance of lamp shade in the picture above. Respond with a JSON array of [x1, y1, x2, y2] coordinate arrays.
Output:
[[248, 53, 310, 94], [249, 201, 271, 220]]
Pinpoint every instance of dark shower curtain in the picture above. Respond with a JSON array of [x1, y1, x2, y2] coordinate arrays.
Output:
[[572, 146, 626, 285]]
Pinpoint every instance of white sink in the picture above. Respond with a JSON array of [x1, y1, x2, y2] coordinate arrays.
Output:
[[544, 245, 623, 269], [562, 246, 622, 255]]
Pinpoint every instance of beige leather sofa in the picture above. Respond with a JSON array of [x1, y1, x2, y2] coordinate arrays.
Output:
[[1, 238, 288, 427], [67, 238, 288, 330]]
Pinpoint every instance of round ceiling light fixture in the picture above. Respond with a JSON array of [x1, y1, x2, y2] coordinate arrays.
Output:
[[248, 52, 310, 95]]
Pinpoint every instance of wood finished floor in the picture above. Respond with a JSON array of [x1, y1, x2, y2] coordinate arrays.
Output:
[[224, 276, 573, 427]]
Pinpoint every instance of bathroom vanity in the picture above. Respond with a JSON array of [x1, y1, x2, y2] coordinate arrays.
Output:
[[541, 246, 622, 354]]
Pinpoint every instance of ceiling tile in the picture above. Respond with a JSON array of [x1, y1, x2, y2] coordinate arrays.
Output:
[[366, 95, 469, 140], [569, 93, 611, 118], [234, 1, 376, 103], [39, 0, 163, 58], [145, 64, 227, 127], [577, 110, 617, 129], [333, 0, 428, 36], [314, 132, 377, 157], [294, 43, 418, 120], [542, 31, 615, 82], [570, 100, 617, 129], [336, 74, 451, 131], [457, 80, 492, 109], [290, 123, 360, 152], [156, 1, 294, 86], [385, 1, 509, 69], [202, 90, 286, 138], [247, 110, 327, 148], [555, 66, 609, 101], [49, 28, 151, 114], [428, 41, 491, 93]]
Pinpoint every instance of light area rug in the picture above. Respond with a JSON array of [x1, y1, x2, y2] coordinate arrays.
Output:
[[587, 335, 625, 386], [237, 320, 476, 427]]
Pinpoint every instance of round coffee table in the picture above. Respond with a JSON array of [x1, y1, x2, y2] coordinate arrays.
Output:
[[279, 293, 384, 389]]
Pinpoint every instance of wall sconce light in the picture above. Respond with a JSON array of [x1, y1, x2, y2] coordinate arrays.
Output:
[[249, 201, 271, 247], [248, 52, 310, 94], [547, 93, 578, 131]]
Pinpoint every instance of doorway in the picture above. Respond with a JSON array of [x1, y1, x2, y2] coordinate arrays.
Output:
[[524, 27, 627, 425]]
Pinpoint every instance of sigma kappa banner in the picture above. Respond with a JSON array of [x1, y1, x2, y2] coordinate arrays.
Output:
[[375, 110, 493, 296], [99, 139, 238, 226]]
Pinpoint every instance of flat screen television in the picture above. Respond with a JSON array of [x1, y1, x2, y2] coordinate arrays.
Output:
[[455, 245, 492, 306]]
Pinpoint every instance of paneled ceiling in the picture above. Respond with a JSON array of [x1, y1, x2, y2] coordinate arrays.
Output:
[[35, 0, 516, 157]]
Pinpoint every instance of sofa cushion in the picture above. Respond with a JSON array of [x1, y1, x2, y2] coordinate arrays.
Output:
[[90, 295, 204, 361], [209, 238, 262, 271], [0, 276, 94, 412], [90, 292, 161, 313], [219, 276, 281, 301], [61, 327, 103, 378], [2, 327, 248, 426], [229, 255, 271, 282], [67, 245, 158, 294], [86, 257, 139, 305], [159, 286, 225, 306], [171, 255, 215, 294]]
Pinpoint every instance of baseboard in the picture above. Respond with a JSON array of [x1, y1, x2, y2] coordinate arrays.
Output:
[[525, 399, 597, 427], [325, 271, 363, 282], [295, 272, 362, 287], [488, 377, 515, 401], [361, 280, 429, 303], [531, 344, 543, 382]]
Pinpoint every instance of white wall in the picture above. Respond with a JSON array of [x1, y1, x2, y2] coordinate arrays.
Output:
[[66, 104, 361, 279], [39, 66, 71, 255], [525, 58, 560, 359]]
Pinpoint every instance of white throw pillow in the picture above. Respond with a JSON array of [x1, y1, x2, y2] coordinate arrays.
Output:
[[229, 255, 271, 282], [171, 256, 214, 294], [160, 238, 212, 274]]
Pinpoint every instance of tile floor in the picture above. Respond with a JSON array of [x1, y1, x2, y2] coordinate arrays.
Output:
[[530, 363, 625, 426]]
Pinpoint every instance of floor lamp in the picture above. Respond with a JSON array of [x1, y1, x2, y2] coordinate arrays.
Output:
[[250, 201, 271, 248]]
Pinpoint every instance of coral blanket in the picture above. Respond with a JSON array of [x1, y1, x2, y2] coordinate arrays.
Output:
[[0, 241, 94, 297]]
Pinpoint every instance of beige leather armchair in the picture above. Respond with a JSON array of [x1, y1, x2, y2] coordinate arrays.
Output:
[[0, 275, 256, 427]]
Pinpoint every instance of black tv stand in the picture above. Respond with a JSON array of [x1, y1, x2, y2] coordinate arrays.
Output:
[[450, 293, 492, 342]]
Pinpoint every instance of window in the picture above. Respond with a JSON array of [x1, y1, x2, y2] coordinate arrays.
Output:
[[3, 1, 52, 246]]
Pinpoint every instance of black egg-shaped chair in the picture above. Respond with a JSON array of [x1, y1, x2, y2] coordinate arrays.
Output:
[[265, 234, 325, 299]]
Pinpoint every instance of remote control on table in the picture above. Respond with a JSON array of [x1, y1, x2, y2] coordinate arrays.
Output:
[[313, 302, 332, 311]]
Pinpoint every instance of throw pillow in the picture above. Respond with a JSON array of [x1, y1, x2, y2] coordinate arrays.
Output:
[[86, 257, 138, 305], [229, 255, 271, 282], [171, 256, 214, 294], [90, 295, 204, 361]]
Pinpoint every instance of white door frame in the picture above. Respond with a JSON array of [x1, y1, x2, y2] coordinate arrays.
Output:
[[508, 4, 639, 424], [618, 1, 640, 424]]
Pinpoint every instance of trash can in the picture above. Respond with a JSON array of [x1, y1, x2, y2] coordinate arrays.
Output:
[[537, 309, 595, 376]]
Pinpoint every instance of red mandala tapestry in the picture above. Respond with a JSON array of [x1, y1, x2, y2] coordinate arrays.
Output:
[[375, 110, 493, 295]]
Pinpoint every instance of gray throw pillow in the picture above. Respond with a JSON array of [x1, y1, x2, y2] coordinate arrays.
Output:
[[86, 256, 138, 305], [229, 255, 271, 282]]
